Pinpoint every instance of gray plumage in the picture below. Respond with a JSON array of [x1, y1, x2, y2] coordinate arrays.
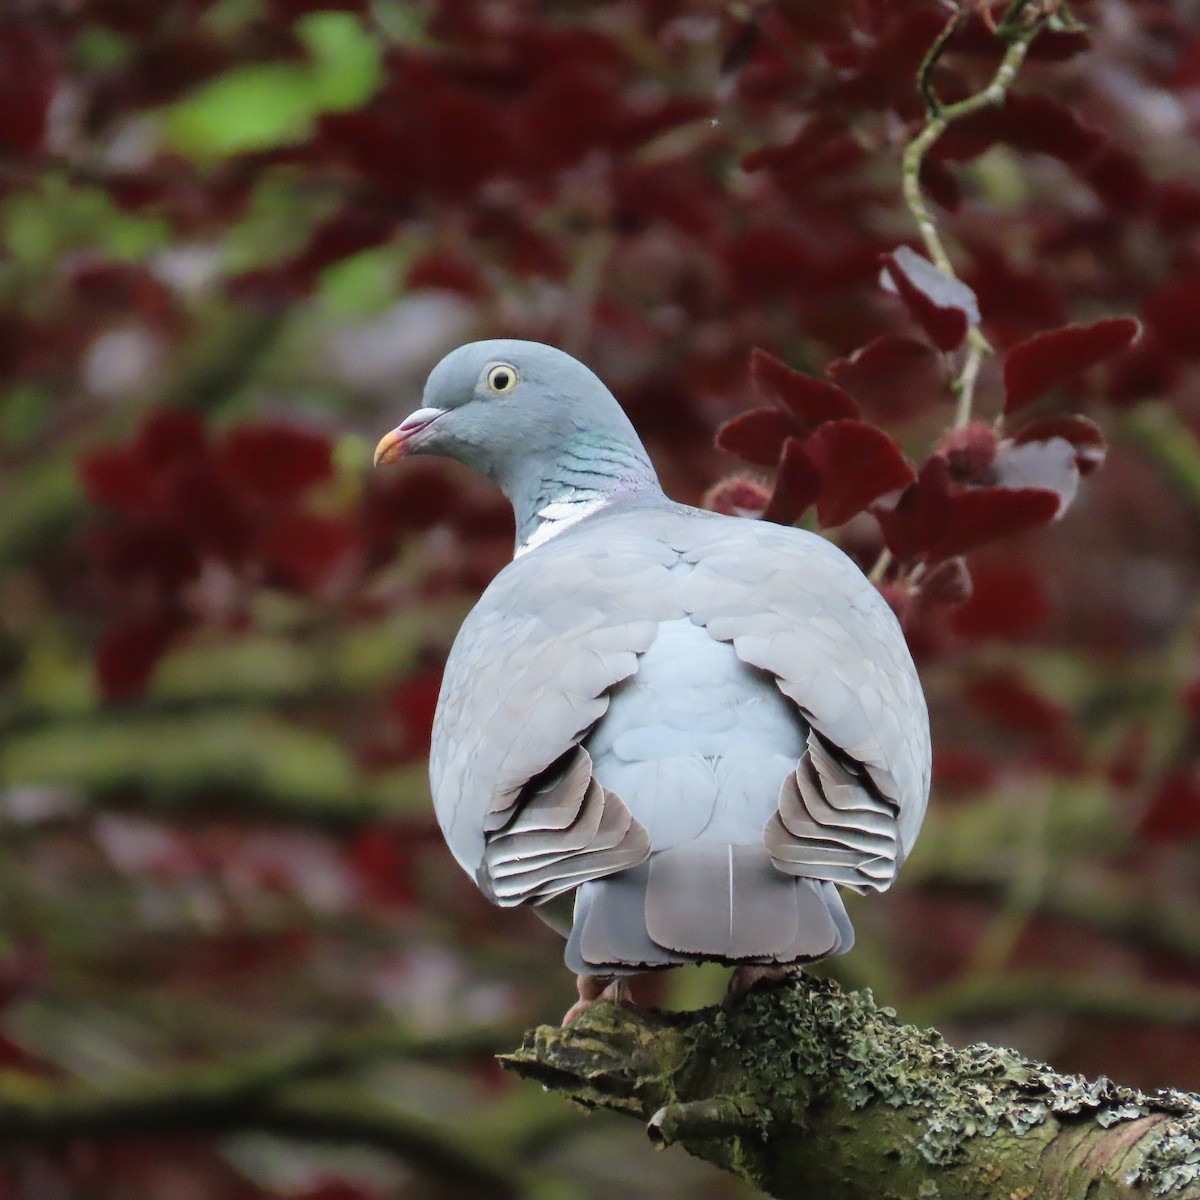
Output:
[[376, 339, 930, 977]]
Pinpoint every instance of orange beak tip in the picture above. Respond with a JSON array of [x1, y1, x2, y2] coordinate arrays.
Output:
[[373, 429, 406, 468]]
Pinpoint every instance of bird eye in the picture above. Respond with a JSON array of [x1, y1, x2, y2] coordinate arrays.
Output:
[[485, 363, 518, 394]]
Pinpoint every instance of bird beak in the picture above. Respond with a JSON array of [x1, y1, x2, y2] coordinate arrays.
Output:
[[373, 408, 447, 466]]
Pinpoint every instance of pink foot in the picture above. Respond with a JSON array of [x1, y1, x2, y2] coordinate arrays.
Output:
[[727, 964, 800, 1002], [562, 976, 631, 1025]]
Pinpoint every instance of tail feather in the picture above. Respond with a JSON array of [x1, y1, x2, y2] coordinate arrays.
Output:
[[566, 845, 852, 975]]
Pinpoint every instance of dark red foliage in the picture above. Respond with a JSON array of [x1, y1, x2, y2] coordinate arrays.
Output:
[[96, 610, 188, 703], [1003, 318, 1142, 414], [389, 672, 443, 754], [750, 348, 859, 429], [933, 745, 998, 794], [741, 115, 866, 188], [219, 424, 335, 504], [826, 336, 947, 422], [949, 559, 1049, 640], [406, 251, 489, 298], [259, 512, 359, 593], [1142, 275, 1200, 359], [937, 92, 1105, 166], [876, 455, 1061, 562], [1138, 767, 1200, 843], [715, 407, 795, 467], [879, 250, 973, 351], [965, 669, 1071, 736], [347, 821, 440, 909], [761, 438, 820, 526], [961, 245, 1068, 347], [804, 419, 915, 527], [0, 21, 60, 154]]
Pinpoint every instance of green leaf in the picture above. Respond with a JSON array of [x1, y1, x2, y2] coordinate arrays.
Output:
[[165, 13, 383, 158]]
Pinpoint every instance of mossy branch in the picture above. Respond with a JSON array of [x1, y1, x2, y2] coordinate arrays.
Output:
[[501, 975, 1200, 1200]]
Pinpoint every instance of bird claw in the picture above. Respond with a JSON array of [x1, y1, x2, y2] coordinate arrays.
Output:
[[562, 975, 632, 1025], [726, 964, 801, 1004]]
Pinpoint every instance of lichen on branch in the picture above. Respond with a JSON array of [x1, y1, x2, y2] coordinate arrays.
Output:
[[501, 975, 1200, 1200]]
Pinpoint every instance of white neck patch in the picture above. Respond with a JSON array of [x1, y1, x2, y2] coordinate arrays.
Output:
[[515, 486, 608, 557]]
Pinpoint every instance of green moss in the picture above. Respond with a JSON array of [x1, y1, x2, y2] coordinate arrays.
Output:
[[691, 977, 1165, 1169], [504, 975, 1200, 1199]]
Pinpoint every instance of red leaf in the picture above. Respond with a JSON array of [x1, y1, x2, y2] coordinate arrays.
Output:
[[761, 438, 820, 526], [1010, 415, 1106, 475], [741, 115, 865, 186], [875, 456, 1061, 562], [1138, 767, 1200, 844], [714, 407, 796, 467], [389, 671, 442, 753], [937, 93, 1105, 166], [1079, 144, 1151, 216], [703, 476, 771, 518], [96, 610, 187, 703], [406, 251, 489, 298], [219, 424, 334, 504], [806, 420, 915, 527], [879, 248, 977, 351], [137, 409, 207, 466], [259, 512, 358, 593], [1003, 317, 1142, 414], [90, 523, 202, 594], [78, 446, 157, 513], [1142, 276, 1200, 359], [0, 23, 59, 154], [827, 336, 946, 422], [966, 669, 1070, 735], [933, 746, 997, 795], [362, 460, 461, 557], [750, 348, 858, 430], [162, 462, 255, 562], [950, 560, 1049, 640]]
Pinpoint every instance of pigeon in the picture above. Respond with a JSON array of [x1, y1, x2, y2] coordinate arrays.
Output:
[[374, 340, 930, 1020]]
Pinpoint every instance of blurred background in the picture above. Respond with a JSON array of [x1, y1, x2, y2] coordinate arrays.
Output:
[[1, 1, 1199, 1197]]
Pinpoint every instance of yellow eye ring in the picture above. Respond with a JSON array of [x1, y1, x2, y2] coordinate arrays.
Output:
[[485, 363, 518, 394]]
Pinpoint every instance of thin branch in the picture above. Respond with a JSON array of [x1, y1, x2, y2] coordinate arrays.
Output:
[[900, 1, 1055, 429]]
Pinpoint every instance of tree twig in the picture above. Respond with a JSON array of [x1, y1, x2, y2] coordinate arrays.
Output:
[[900, 1, 1055, 429]]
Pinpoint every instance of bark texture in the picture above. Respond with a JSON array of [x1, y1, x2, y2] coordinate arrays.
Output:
[[500, 975, 1200, 1199]]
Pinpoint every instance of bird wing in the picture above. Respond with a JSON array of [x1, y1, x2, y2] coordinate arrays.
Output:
[[429, 517, 682, 903], [675, 514, 930, 893]]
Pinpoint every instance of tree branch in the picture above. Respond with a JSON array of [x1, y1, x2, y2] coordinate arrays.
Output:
[[0, 1022, 525, 1199], [501, 975, 1200, 1199]]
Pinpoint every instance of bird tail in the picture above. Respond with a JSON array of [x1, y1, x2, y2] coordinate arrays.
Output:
[[563, 845, 853, 976]]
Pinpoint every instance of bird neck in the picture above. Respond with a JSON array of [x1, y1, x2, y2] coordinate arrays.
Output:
[[509, 432, 660, 557]]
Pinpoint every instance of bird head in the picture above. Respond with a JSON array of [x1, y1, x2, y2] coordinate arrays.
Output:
[[372, 339, 654, 499]]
